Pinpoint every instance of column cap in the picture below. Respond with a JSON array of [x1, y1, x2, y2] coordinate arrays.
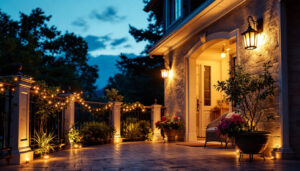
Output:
[[152, 104, 162, 108], [13, 75, 35, 88], [111, 101, 122, 106], [16, 75, 35, 83]]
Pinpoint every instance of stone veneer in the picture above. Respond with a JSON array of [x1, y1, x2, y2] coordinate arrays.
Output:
[[164, 0, 281, 153]]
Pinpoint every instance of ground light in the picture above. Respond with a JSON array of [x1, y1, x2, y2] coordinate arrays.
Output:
[[43, 155, 50, 159]]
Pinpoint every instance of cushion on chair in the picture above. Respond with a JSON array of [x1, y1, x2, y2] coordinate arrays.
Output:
[[206, 127, 217, 132]]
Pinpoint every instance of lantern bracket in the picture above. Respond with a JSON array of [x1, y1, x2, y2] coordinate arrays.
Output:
[[247, 16, 263, 33]]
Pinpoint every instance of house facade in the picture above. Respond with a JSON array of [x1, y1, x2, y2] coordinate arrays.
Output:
[[146, 0, 300, 159]]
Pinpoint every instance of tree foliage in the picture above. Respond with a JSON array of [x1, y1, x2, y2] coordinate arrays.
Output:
[[106, 54, 164, 105], [107, 1, 164, 105], [0, 8, 98, 94]]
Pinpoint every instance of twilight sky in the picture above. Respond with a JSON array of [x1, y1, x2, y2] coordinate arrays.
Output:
[[0, 0, 148, 89]]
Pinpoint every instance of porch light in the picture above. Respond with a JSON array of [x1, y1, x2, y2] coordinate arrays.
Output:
[[242, 16, 260, 50], [220, 45, 226, 58], [161, 69, 169, 79]]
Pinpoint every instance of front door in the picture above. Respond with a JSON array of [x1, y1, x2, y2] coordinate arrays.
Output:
[[197, 61, 221, 137]]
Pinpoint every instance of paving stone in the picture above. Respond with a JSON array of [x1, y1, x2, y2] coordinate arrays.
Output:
[[1, 142, 300, 170]]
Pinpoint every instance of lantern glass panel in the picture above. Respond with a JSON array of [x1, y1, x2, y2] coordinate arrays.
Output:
[[161, 69, 168, 78]]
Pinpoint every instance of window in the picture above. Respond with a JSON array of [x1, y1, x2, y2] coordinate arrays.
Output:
[[204, 66, 211, 106], [167, 0, 182, 26]]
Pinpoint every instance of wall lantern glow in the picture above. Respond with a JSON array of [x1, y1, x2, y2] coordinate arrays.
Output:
[[161, 69, 169, 79], [242, 16, 263, 50]]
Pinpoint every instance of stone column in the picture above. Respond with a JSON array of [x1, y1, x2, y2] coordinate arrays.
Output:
[[112, 101, 122, 143], [63, 94, 75, 131], [151, 104, 163, 142], [9, 75, 34, 164], [185, 57, 198, 142], [277, 0, 294, 159]]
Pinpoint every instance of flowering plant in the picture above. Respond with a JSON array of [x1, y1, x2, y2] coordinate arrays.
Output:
[[68, 127, 82, 144], [217, 114, 245, 137], [155, 115, 183, 130]]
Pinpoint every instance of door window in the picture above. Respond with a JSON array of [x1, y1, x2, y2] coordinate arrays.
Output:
[[204, 66, 211, 106]]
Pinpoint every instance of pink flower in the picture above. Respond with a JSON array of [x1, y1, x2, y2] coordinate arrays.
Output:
[[173, 115, 180, 120]]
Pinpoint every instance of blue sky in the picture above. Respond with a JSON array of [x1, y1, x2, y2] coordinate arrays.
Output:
[[0, 0, 148, 89]]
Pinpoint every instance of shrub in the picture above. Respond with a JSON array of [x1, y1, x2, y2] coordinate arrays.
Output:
[[80, 122, 115, 145], [138, 120, 153, 141], [122, 118, 153, 141], [68, 127, 82, 146], [31, 130, 55, 156]]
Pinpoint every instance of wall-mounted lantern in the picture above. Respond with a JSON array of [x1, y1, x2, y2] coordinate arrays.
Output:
[[161, 69, 169, 79], [242, 16, 263, 50]]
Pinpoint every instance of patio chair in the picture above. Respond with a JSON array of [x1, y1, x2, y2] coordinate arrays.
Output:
[[204, 112, 236, 148]]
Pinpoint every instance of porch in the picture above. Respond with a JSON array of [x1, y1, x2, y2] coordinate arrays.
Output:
[[1, 142, 300, 170]]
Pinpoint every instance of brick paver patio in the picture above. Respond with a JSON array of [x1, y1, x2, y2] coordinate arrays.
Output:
[[1, 142, 300, 170]]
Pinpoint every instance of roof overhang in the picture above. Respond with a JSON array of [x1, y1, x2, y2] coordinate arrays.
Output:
[[149, 0, 246, 57]]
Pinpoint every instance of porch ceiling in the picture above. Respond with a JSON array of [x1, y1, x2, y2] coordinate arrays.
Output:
[[149, 0, 246, 57]]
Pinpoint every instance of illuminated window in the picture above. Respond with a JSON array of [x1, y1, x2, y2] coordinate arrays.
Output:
[[204, 66, 211, 106]]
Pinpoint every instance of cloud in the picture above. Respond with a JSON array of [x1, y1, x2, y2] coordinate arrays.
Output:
[[84, 34, 112, 51], [85, 34, 130, 53], [72, 18, 88, 31], [123, 44, 132, 48], [110, 37, 128, 47], [90, 6, 126, 23]]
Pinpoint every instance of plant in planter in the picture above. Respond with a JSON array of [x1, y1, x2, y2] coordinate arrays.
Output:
[[215, 61, 275, 159], [155, 115, 184, 142]]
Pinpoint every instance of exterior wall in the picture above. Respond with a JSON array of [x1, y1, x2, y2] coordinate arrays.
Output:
[[286, 0, 300, 158], [164, 0, 281, 146]]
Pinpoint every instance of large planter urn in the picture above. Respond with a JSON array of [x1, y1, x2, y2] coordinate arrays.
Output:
[[235, 131, 270, 159], [164, 129, 178, 142]]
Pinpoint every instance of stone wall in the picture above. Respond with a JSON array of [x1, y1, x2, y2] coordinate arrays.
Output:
[[164, 0, 281, 146]]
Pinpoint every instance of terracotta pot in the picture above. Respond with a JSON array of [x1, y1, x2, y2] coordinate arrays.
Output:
[[235, 131, 270, 154], [164, 129, 178, 142]]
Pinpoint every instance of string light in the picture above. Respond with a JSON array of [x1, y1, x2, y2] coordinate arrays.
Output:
[[27, 81, 147, 115]]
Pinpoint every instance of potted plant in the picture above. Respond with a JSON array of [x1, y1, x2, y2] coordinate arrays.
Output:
[[155, 115, 183, 142], [215, 61, 275, 158]]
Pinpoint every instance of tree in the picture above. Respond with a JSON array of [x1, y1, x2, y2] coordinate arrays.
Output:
[[106, 1, 164, 105], [0, 8, 98, 94]]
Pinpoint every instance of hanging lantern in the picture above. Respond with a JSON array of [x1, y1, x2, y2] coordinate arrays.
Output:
[[161, 69, 169, 79], [242, 16, 258, 50], [220, 44, 226, 58]]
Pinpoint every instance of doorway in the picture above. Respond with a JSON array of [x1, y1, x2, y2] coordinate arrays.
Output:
[[195, 39, 236, 138]]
